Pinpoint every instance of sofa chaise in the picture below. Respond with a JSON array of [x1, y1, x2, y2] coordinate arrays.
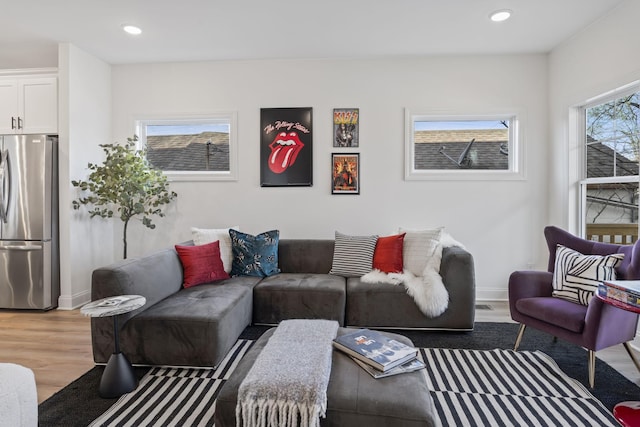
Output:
[[90, 238, 475, 367]]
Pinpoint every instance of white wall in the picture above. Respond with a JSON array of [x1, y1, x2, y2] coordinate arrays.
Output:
[[58, 44, 113, 308], [548, 0, 640, 232], [111, 54, 549, 300], [49, 0, 640, 307]]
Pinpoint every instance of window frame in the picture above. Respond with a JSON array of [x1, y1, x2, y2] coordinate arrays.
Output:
[[578, 82, 640, 238], [135, 112, 238, 182], [404, 108, 524, 181]]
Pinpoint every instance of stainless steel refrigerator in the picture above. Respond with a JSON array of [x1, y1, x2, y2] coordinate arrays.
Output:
[[0, 135, 59, 309]]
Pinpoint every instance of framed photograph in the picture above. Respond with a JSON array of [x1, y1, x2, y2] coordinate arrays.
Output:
[[260, 107, 313, 187], [332, 153, 360, 194], [333, 108, 359, 147]]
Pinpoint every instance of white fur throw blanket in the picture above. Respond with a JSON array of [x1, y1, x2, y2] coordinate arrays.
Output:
[[236, 319, 339, 427], [361, 234, 464, 318]]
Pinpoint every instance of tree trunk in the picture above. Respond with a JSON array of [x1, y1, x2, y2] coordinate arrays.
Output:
[[123, 219, 129, 259]]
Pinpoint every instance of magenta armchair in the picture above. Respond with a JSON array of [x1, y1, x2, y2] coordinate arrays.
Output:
[[509, 226, 640, 388]]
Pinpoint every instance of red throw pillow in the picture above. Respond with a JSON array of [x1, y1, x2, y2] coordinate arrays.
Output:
[[175, 241, 230, 288], [373, 233, 406, 273]]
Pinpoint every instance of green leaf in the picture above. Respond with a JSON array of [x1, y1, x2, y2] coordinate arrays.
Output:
[[70, 134, 177, 258]]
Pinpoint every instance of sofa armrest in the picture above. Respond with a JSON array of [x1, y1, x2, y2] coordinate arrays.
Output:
[[91, 247, 184, 330], [584, 296, 639, 350], [91, 247, 184, 305], [508, 271, 553, 300], [508, 270, 553, 321], [90, 247, 185, 363], [440, 246, 476, 324]]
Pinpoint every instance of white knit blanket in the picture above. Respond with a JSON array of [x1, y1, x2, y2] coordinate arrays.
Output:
[[236, 319, 339, 427], [361, 235, 464, 318]]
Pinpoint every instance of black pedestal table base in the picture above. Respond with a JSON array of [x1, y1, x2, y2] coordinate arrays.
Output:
[[99, 352, 138, 398]]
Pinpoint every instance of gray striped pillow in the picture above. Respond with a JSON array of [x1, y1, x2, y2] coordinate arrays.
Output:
[[330, 231, 378, 277], [552, 244, 624, 306]]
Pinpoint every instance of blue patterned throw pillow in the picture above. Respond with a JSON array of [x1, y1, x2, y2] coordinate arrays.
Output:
[[229, 229, 281, 277]]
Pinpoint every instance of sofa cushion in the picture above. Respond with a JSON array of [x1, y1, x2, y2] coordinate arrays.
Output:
[[347, 277, 450, 328], [373, 233, 405, 273], [399, 227, 443, 276], [253, 273, 346, 325], [175, 241, 229, 288], [552, 244, 624, 305], [229, 229, 280, 277], [515, 296, 587, 333], [329, 231, 378, 277], [117, 276, 261, 366], [191, 226, 239, 273], [277, 240, 334, 274]]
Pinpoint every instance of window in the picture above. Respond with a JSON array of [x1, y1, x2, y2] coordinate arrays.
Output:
[[404, 110, 522, 180], [136, 113, 238, 181], [579, 85, 639, 243]]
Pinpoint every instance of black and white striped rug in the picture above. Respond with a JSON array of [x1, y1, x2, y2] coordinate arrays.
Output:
[[90, 342, 618, 427], [422, 348, 617, 426]]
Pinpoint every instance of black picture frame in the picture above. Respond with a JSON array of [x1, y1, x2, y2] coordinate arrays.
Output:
[[331, 153, 360, 195], [333, 108, 359, 147], [260, 107, 313, 187]]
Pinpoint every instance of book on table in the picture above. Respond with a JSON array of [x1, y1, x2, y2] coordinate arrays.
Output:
[[351, 355, 426, 379], [332, 328, 418, 372], [602, 280, 640, 297], [597, 282, 640, 310]]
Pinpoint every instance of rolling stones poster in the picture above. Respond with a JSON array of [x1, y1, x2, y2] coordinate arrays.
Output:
[[260, 107, 313, 187], [333, 108, 359, 147]]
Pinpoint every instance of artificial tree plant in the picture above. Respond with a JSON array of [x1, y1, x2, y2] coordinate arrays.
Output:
[[72, 135, 177, 259]]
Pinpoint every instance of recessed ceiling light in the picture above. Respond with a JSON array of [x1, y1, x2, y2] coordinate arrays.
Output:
[[122, 24, 142, 35], [489, 9, 512, 22]]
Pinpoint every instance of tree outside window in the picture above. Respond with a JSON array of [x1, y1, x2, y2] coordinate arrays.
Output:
[[582, 90, 640, 243]]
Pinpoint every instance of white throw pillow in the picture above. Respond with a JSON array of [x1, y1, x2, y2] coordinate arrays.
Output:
[[552, 244, 624, 306], [399, 227, 443, 276], [190, 226, 239, 274]]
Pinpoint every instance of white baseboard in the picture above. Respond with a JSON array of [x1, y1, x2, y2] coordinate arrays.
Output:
[[57, 289, 91, 310], [476, 288, 508, 302]]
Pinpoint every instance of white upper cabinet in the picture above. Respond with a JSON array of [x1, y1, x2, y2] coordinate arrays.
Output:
[[0, 80, 18, 134], [0, 76, 57, 134]]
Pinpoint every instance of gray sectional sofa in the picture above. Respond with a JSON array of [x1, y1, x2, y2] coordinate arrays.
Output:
[[90, 239, 475, 367]]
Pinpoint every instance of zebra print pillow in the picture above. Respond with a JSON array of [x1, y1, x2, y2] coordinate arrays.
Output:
[[552, 244, 624, 306]]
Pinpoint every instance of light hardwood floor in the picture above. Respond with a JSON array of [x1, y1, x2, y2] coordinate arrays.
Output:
[[0, 309, 93, 403], [0, 302, 639, 404]]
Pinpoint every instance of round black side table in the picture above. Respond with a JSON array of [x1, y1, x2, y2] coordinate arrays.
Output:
[[81, 295, 146, 398]]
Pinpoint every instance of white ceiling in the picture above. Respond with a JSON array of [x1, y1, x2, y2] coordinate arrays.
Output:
[[0, 0, 626, 68]]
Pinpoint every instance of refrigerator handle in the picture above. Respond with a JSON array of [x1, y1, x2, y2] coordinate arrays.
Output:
[[0, 149, 6, 222]]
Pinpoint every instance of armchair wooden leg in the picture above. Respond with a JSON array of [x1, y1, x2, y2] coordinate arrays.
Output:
[[588, 350, 595, 389], [623, 342, 640, 374], [514, 324, 526, 351]]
